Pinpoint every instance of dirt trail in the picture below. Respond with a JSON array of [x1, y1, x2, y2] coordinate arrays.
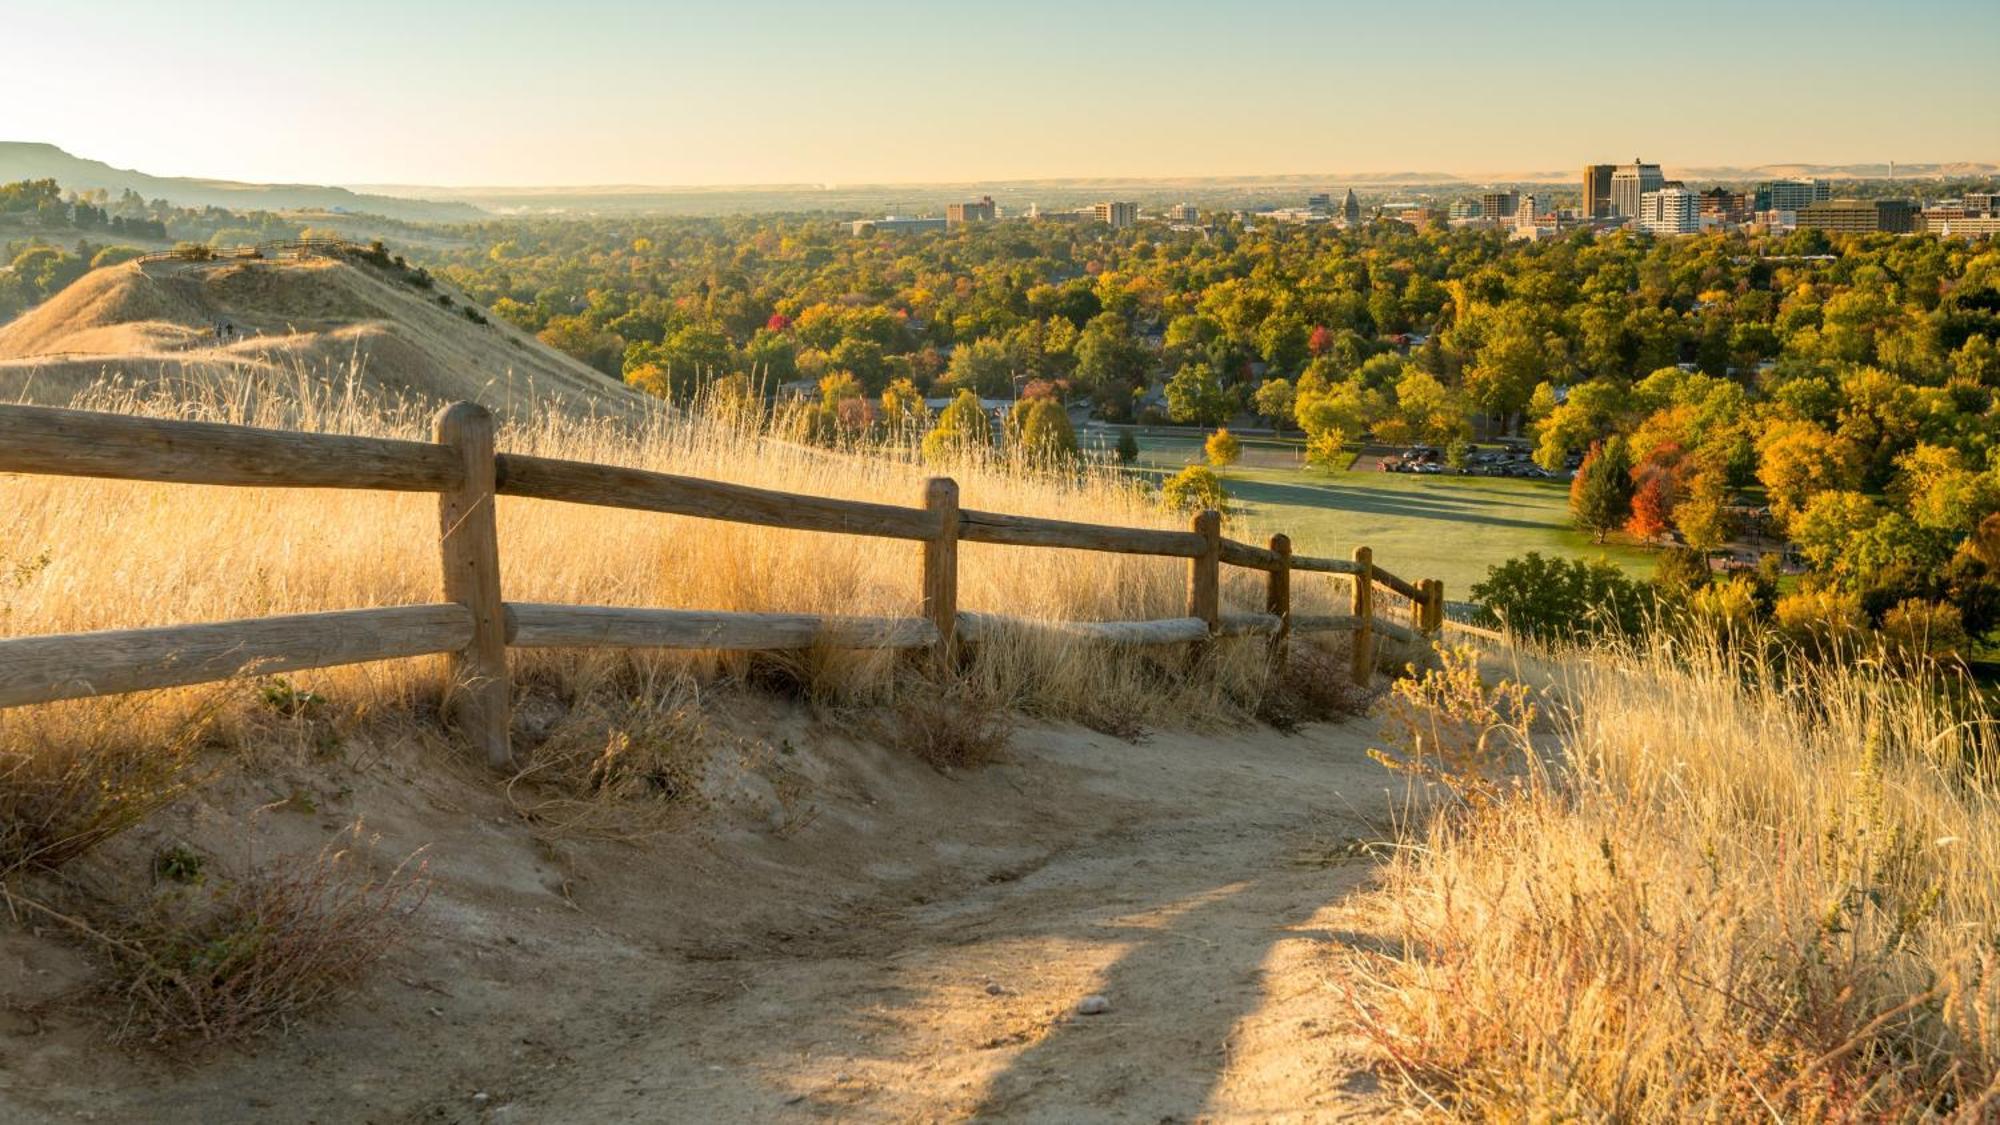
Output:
[[456, 723, 1399, 1123], [3, 712, 1403, 1123]]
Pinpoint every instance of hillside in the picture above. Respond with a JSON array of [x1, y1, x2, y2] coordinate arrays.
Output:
[[0, 143, 482, 223], [0, 252, 644, 414]]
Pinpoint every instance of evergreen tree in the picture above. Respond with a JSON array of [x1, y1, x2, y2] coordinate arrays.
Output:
[[1570, 437, 1634, 543]]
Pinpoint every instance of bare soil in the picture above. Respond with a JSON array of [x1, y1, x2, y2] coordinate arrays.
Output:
[[0, 699, 1404, 1123]]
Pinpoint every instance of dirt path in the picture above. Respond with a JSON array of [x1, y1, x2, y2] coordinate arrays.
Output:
[[3, 713, 1403, 1124], [453, 724, 1400, 1123]]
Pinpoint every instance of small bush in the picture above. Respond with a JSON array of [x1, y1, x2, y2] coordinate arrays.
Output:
[[890, 674, 1014, 770], [104, 831, 428, 1045], [1469, 551, 1652, 643], [1161, 463, 1227, 513], [1204, 427, 1240, 467], [1369, 645, 1536, 808], [0, 707, 212, 876], [505, 690, 711, 840], [1879, 598, 1968, 668], [1257, 641, 1369, 731]]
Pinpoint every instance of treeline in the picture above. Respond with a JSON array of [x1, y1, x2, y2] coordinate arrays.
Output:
[[420, 213, 1998, 652]]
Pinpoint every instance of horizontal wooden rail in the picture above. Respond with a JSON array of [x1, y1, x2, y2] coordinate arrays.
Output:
[[1218, 612, 1283, 637], [1217, 539, 1282, 571], [957, 612, 1212, 646], [1370, 567, 1424, 603], [0, 605, 472, 709], [958, 509, 1206, 557], [504, 604, 938, 650], [1290, 613, 1361, 634], [0, 405, 463, 492], [496, 453, 936, 540], [1289, 555, 1365, 576], [1441, 617, 1509, 644]]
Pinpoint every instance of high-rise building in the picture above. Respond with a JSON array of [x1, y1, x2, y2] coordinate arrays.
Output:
[[1342, 188, 1361, 224], [1480, 190, 1520, 219], [1699, 188, 1752, 225], [1638, 184, 1699, 235], [946, 195, 996, 225], [1092, 201, 1138, 229], [1754, 179, 1831, 212], [1582, 164, 1616, 218], [1307, 192, 1332, 212], [1610, 158, 1666, 218], [1167, 202, 1199, 223], [1797, 199, 1919, 235]]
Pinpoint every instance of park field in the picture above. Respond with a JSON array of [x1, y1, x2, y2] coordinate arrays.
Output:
[[1101, 428, 1656, 596]]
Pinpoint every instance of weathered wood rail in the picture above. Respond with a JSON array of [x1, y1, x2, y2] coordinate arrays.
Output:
[[0, 402, 1454, 767]]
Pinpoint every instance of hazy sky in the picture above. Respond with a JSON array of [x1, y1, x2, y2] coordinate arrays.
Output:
[[9, 0, 1997, 187]]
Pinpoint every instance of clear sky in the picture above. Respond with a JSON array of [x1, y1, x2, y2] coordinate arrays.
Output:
[[9, 0, 1997, 187]]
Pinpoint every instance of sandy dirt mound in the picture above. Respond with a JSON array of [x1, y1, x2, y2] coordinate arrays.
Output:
[[0, 699, 1401, 1123], [0, 257, 645, 417]]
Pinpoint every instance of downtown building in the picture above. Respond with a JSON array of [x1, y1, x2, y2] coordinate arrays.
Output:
[[1755, 178, 1831, 213], [946, 195, 997, 226], [1610, 158, 1666, 218], [1638, 184, 1700, 235], [1797, 199, 1920, 234], [1092, 201, 1139, 229], [1582, 164, 1616, 218]]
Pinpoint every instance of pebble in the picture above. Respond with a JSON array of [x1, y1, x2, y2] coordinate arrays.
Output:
[[984, 983, 1007, 996], [1076, 994, 1111, 1016]]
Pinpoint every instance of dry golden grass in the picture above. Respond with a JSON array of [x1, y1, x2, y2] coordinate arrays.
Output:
[[1341, 637, 2000, 1120], [0, 369, 1345, 756]]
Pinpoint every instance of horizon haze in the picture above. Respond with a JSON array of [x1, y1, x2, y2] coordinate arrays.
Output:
[[12, 0, 1998, 190]]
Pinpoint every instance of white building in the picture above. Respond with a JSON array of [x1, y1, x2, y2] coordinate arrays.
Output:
[[1638, 185, 1700, 235]]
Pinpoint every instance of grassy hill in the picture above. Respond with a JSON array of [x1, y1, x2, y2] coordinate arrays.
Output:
[[0, 251, 643, 416]]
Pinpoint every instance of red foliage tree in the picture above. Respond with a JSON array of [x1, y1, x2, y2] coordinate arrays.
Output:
[[1626, 475, 1672, 540], [1308, 325, 1334, 356]]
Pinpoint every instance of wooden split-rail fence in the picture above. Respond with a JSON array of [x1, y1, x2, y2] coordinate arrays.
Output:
[[0, 401, 1467, 768]]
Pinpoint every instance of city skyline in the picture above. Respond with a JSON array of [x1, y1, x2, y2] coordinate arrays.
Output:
[[10, 0, 1998, 190]]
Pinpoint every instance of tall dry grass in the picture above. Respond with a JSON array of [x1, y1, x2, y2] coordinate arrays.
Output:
[[1342, 636, 2000, 1120], [0, 365, 1347, 755]]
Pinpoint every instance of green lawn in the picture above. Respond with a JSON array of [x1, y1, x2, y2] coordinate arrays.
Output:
[[1213, 466, 1655, 596], [1101, 428, 1656, 595]]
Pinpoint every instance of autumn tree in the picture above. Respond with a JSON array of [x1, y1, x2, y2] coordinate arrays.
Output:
[[1205, 428, 1241, 467]]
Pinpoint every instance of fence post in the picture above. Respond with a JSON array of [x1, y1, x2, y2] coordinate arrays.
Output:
[[1410, 576, 1428, 638], [1266, 533, 1291, 660], [921, 477, 960, 668], [1425, 579, 1445, 637], [1350, 545, 1374, 688], [1188, 510, 1221, 637], [434, 402, 511, 769]]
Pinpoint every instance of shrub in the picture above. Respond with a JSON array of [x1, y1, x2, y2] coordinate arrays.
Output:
[[100, 832, 428, 1045], [1015, 397, 1078, 463], [1256, 641, 1369, 731], [1204, 427, 1240, 467], [890, 675, 1014, 770], [1160, 464, 1227, 513], [1773, 586, 1868, 656], [1652, 545, 1711, 599], [1114, 429, 1139, 464], [1468, 552, 1651, 643], [0, 707, 211, 876], [1879, 598, 1968, 668]]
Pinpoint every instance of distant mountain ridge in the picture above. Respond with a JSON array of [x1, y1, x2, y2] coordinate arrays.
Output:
[[0, 143, 484, 223]]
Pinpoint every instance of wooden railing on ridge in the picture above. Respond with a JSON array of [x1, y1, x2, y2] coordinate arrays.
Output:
[[0, 401, 1470, 768]]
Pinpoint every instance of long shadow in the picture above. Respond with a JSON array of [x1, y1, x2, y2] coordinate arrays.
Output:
[[969, 869, 1355, 1120]]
